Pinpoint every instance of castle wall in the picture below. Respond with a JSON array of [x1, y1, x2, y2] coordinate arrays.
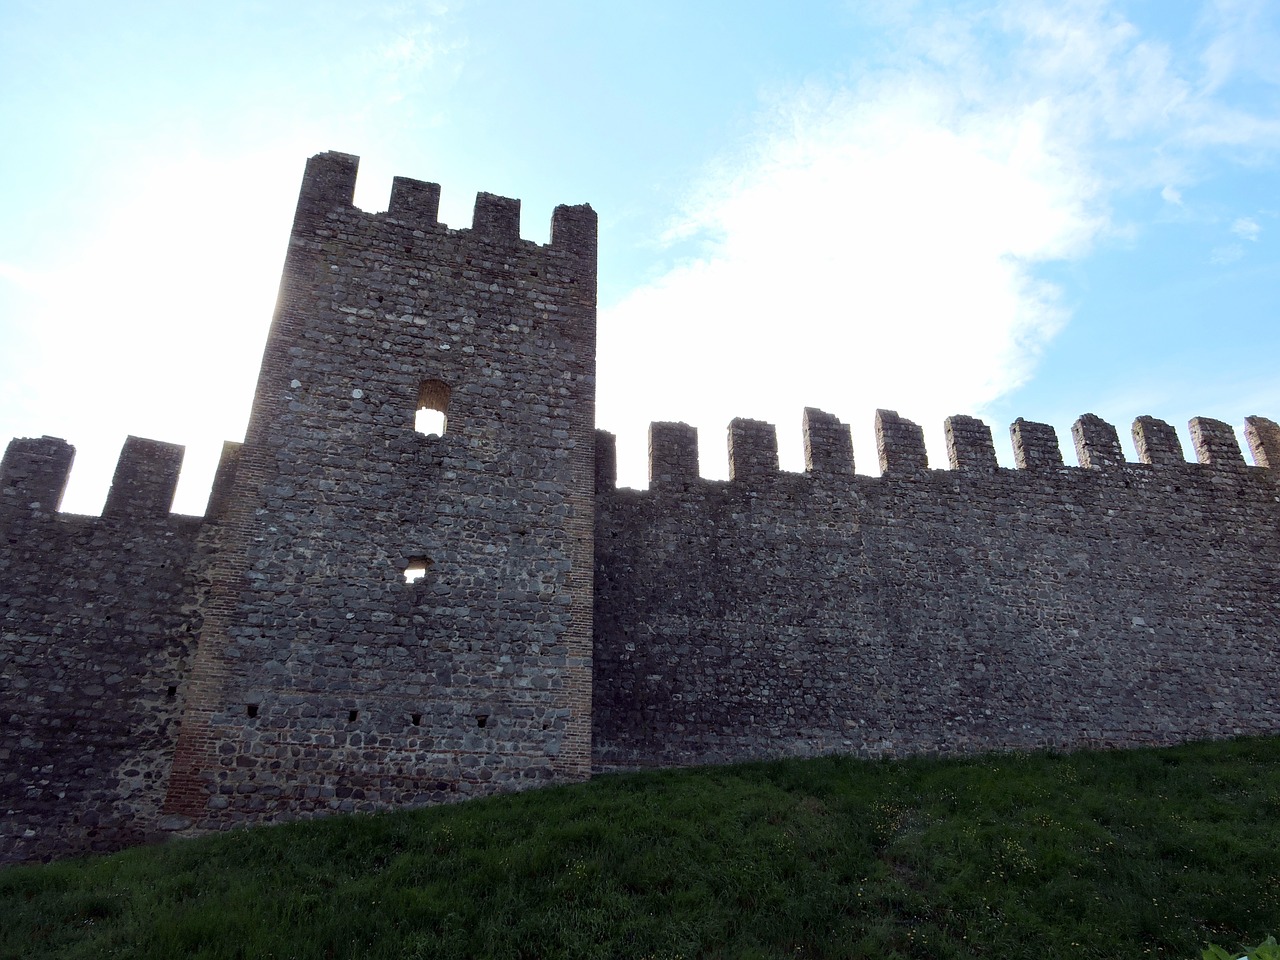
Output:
[[5, 151, 1280, 865], [593, 411, 1280, 768], [163, 153, 598, 830], [0, 437, 204, 863]]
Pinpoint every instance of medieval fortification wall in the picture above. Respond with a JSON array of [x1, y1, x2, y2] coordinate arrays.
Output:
[[2, 152, 1278, 864], [593, 411, 1280, 768]]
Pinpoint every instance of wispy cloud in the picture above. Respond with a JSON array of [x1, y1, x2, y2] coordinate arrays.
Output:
[[1199, 0, 1280, 91], [1231, 215, 1261, 240]]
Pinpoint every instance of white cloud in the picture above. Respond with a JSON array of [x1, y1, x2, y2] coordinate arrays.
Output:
[[1231, 216, 1261, 240], [597, 0, 1280, 488], [600, 3, 1133, 486], [601, 87, 1091, 481]]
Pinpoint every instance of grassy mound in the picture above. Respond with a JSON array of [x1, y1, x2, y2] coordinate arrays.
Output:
[[3, 737, 1279, 959]]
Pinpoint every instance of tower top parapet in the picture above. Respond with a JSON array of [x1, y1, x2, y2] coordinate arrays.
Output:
[[294, 151, 596, 257]]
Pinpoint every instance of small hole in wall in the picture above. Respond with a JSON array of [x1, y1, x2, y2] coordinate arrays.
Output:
[[411, 712, 422, 726], [246, 704, 258, 718], [416, 407, 446, 436], [404, 557, 434, 583], [416, 379, 451, 437], [475, 714, 488, 729], [348, 709, 359, 723], [167, 685, 177, 698]]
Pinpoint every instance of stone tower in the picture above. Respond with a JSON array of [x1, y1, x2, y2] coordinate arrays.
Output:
[[163, 152, 597, 827]]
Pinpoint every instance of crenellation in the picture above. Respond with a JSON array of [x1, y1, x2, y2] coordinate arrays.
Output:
[[595, 429, 617, 492], [5, 150, 1280, 867], [1132, 416, 1184, 466], [944, 415, 997, 472], [1010, 418, 1063, 470], [297, 150, 358, 216], [1189, 416, 1244, 466], [471, 192, 522, 244], [727, 417, 779, 480], [1072, 413, 1125, 469], [102, 436, 186, 520], [648, 421, 700, 488], [0, 435, 75, 517], [550, 203, 598, 261], [1244, 415, 1280, 469], [802, 407, 854, 477], [387, 176, 441, 226], [595, 419, 1280, 772], [876, 409, 928, 474]]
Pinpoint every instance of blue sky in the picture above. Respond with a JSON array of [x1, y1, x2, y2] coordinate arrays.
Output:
[[2, 0, 1278, 514]]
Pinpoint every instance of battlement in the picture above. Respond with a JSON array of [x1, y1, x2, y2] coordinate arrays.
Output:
[[0, 434, 200, 526], [595, 409, 1276, 494], [0, 435, 75, 515], [294, 151, 597, 256]]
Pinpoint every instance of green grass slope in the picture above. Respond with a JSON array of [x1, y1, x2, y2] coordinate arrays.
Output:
[[3, 738, 1279, 959]]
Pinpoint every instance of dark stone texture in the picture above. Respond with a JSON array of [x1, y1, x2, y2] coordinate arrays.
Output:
[[728, 419, 779, 481], [802, 408, 853, 477], [1190, 417, 1243, 466], [945, 415, 997, 473], [1011, 419, 1063, 469], [594, 423, 1280, 770], [876, 410, 927, 474], [1245, 416, 1280, 469], [388, 177, 441, 226], [1132, 416, 1184, 466], [648, 422, 699, 488], [1, 437, 203, 863], [1072, 414, 1124, 469]]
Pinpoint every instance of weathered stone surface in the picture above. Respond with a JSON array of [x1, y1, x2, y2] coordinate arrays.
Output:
[[594, 429, 1280, 769], [1011, 418, 1063, 469], [1132, 416, 1183, 466], [1, 436, 202, 863]]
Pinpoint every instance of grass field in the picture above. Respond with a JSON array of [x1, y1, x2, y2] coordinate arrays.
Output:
[[2, 737, 1278, 959]]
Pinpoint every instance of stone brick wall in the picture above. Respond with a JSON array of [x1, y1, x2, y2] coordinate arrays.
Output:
[[593, 409, 1280, 769], [0, 437, 204, 863], [162, 152, 597, 832]]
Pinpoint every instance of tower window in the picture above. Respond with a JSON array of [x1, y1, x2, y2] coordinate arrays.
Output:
[[404, 557, 433, 583], [416, 379, 451, 437]]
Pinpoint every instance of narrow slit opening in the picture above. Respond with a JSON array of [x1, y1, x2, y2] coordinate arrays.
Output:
[[416, 379, 451, 437]]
